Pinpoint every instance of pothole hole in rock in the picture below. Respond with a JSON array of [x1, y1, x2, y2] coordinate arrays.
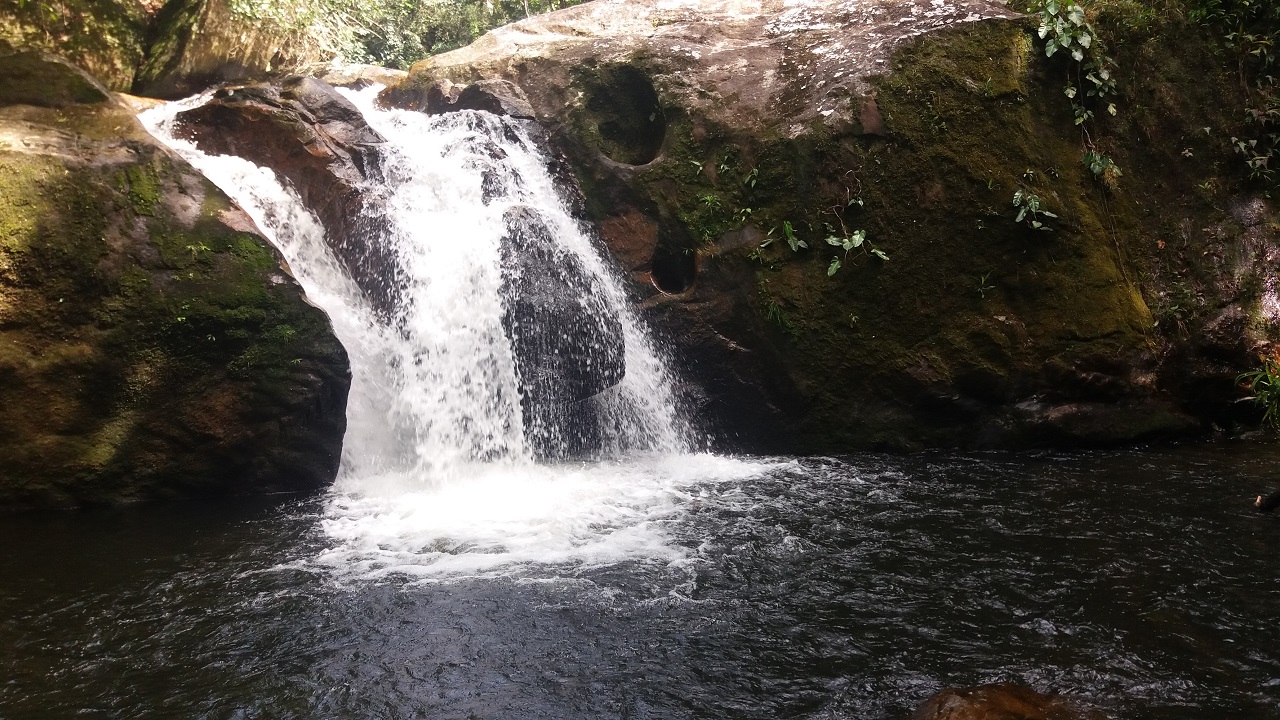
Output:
[[651, 251, 696, 294], [583, 65, 665, 165]]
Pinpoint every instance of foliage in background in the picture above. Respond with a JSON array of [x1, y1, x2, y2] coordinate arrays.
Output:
[[339, 0, 585, 69], [1189, 0, 1280, 189]]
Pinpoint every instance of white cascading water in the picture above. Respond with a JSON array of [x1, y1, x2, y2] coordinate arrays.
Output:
[[140, 86, 769, 579]]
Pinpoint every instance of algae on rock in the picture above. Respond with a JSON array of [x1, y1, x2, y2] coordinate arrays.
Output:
[[0, 50, 350, 508]]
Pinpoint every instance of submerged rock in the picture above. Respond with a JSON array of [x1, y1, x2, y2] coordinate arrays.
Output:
[[384, 0, 1268, 451], [911, 684, 1106, 720], [0, 51, 350, 508]]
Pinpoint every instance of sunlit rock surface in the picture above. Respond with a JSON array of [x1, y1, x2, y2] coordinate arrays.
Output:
[[397, 0, 1017, 133], [387, 0, 1273, 451]]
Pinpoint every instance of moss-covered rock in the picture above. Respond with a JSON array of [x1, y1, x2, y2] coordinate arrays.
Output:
[[133, 0, 335, 98], [0, 50, 349, 508], [388, 0, 1277, 451], [0, 0, 150, 91]]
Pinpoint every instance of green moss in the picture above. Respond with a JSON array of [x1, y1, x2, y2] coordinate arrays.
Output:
[[229, 233, 277, 271], [588, 14, 1256, 448], [0, 0, 148, 92], [0, 156, 54, 252], [119, 163, 161, 217]]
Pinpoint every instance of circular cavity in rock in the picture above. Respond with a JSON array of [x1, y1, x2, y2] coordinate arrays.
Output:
[[651, 250, 697, 295], [581, 65, 665, 166]]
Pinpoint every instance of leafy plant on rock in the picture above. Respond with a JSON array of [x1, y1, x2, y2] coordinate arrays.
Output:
[[1238, 357, 1280, 429], [1083, 149, 1123, 188], [1012, 189, 1058, 230]]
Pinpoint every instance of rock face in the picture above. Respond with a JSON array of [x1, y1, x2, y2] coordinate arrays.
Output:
[[387, 0, 1276, 451], [0, 51, 350, 508], [0, 0, 151, 92], [1, 0, 335, 98], [133, 0, 332, 99], [911, 684, 1106, 720], [173, 77, 399, 318]]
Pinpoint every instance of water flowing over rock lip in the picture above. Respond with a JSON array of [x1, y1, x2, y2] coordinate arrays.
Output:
[[403, 0, 1019, 132]]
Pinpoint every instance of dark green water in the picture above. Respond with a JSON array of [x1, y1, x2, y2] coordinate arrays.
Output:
[[2, 444, 1278, 719]]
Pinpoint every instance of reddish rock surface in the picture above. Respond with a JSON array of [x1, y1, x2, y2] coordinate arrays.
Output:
[[911, 684, 1107, 720]]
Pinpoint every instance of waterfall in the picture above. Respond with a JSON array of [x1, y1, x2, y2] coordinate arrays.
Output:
[[138, 85, 745, 577]]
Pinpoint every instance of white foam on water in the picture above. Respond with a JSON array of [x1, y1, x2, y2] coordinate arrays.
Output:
[[139, 87, 771, 581]]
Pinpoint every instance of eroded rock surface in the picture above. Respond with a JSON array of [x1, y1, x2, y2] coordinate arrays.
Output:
[[394, 0, 1018, 134], [385, 0, 1271, 451], [0, 51, 349, 508]]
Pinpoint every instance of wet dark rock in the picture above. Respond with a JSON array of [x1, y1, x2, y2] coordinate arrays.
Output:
[[174, 76, 402, 318], [911, 684, 1107, 720], [0, 52, 349, 509], [500, 205, 626, 457], [385, 78, 536, 119]]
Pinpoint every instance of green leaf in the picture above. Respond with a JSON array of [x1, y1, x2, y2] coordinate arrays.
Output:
[[1045, 39, 1059, 57], [1071, 47, 1084, 62], [1107, 103, 1117, 116], [872, 249, 890, 261], [1067, 5, 1085, 25], [1041, 209, 1059, 218], [828, 258, 842, 276], [850, 230, 866, 247], [1078, 31, 1092, 48], [1064, 85, 1077, 99], [825, 235, 844, 246], [1016, 207, 1028, 223]]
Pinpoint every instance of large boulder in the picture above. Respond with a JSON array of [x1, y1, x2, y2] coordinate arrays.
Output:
[[0, 51, 350, 508], [385, 0, 1273, 451], [173, 76, 400, 318]]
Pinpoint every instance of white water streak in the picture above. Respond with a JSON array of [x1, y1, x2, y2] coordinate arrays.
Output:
[[140, 87, 763, 579]]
